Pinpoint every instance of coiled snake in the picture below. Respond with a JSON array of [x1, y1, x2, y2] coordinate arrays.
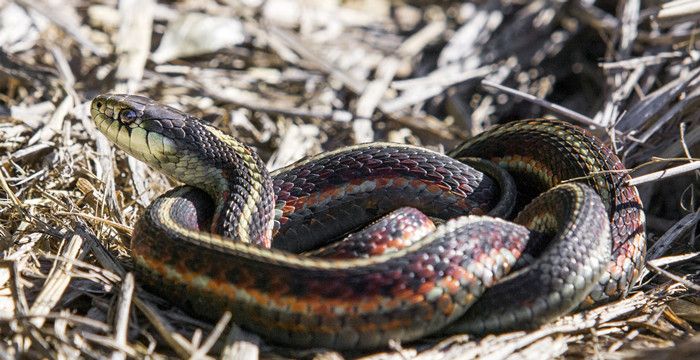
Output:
[[90, 94, 646, 350]]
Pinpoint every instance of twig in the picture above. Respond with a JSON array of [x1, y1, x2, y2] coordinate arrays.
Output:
[[599, 51, 687, 70], [396, 20, 447, 58], [114, 0, 154, 92], [190, 312, 232, 359], [627, 160, 700, 186], [646, 262, 700, 292], [15, 0, 107, 57], [647, 210, 700, 260], [219, 325, 260, 360], [81, 333, 139, 358], [29, 232, 87, 328], [267, 25, 366, 94], [647, 252, 700, 267], [480, 80, 602, 129], [111, 273, 135, 360], [383, 67, 492, 113], [657, 0, 700, 26], [55, 211, 133, 235]]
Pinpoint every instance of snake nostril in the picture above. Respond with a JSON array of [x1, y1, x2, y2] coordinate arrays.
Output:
[[95, 101, 103, 110]]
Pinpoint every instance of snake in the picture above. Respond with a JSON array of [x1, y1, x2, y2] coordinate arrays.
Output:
[[89, 94, 646, 350]]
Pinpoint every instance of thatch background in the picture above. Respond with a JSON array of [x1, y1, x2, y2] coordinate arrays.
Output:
[[1, 0, 699, 358]]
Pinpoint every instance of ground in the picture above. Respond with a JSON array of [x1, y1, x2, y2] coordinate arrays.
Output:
[[0, 0, 699, 358]]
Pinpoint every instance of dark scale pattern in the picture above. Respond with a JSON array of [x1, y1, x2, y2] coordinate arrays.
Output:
[[446, 183, 610, 334], [165, 114, 275, 247], [132, 188, 531, 349], [271, 145, 501, 252], [449, 119, 646, 303], [305, 207, 436, 259], [91, 95, 645, 350]]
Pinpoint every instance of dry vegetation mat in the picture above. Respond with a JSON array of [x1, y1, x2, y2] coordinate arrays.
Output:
[[1, 0, 699, 358]]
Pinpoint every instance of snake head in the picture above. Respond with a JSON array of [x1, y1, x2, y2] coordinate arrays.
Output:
[[89, 94, 264, 205], [90, 94, 196, 171], [91, 94, 276, 246]]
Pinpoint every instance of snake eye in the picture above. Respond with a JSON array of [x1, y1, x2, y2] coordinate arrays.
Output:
[[120, 109, 138, 124]]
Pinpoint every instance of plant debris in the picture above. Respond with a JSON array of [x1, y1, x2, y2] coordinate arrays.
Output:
[[1, 0, 699, 358]]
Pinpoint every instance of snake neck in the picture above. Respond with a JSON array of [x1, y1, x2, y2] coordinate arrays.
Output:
[[128, 116, 278, 247], [188, 126, 276, 248], [206, 157, 274, 247]]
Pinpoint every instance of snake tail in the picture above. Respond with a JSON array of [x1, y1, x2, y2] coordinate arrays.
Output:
[[449, 119, 646, 304], [446, 183, 610, 334]]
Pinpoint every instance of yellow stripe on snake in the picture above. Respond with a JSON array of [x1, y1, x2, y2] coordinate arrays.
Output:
[[90, 94, 645, 350]]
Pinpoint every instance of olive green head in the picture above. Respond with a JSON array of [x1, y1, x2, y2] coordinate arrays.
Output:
[[90, 94, 235, 195], [91, 94, 185, 165]]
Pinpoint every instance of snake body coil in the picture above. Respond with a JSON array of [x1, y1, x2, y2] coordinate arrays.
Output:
[[90, 94, 646, 350]]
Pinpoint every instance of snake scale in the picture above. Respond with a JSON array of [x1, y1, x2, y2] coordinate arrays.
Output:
[[90, 94, 646, 350]]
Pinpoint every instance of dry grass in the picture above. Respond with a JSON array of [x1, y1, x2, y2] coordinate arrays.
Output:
[[1, 0, 699, 358]]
